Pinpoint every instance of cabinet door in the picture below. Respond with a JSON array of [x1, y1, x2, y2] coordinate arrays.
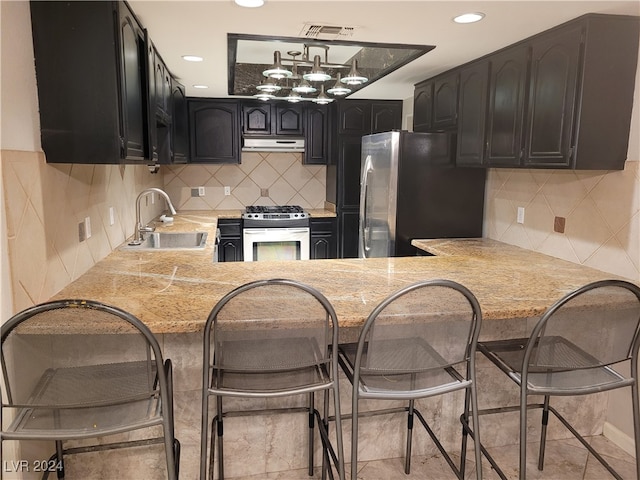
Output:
[[310, 218, 337, 259], [485, 45, 529, 166], [189, 100, 240, 164], [371, 102, 402, 133], [154, 50, 172, 123], [339, 210, 360, 259], [275, 104, 303, 135], [413, 80, 433, 132], [338, 135, 363, 210], [304, 104, 330, 165], [338, 101, 371, 134], [118, 3, 147, 161], [432, 73, 459, 129], [242, 102, 272, 135], [171, 81, 188, 164], [457, 61, 489, 166], [524, 25, 581, 168]]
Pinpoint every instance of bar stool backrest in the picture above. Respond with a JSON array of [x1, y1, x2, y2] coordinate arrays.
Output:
[[356, 280, 481, 376], [205, 279, 335, 380], [520, 280, 640, 378]]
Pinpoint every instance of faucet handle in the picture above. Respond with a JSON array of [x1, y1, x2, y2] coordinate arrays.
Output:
[[139, 225, 155, 233]]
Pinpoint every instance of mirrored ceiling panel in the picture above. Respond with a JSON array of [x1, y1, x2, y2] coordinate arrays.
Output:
[[228, 34, 435, 103]]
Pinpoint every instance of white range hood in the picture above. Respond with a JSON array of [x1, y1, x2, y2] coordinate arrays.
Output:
[[242, 137, 305, 153]]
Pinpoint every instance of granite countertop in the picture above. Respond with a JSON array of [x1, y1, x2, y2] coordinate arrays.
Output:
[[50, 212, 626, 334]]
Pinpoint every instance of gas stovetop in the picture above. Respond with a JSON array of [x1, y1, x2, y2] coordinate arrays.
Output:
[[242, 205, 309, 221], [241, 205, 310, 229]]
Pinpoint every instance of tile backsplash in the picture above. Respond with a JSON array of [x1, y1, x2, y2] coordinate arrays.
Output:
[[483, 160, 640, 281], [2, 150, 163, 311], [163, 151, 327, 210]]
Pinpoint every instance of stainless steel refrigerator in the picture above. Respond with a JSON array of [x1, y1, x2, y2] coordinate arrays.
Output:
[[358, 130, 486, 258]]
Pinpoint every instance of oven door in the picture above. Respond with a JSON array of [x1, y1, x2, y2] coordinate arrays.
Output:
[[243, 227, 310, 261]]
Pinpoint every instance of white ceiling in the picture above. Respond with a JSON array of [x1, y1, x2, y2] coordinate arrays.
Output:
[[129, 0, 640, 100]]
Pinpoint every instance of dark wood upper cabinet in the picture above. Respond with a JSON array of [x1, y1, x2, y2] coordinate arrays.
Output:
[[432, 73, 459, 129], [30, 1, 151, 164], [242, 102, 271, 135], [171, 80, 188, 164], [523, 25, 581, 168], [456, 61, 489, 166], [118, 3, 148, 161], [338, 102, 372, 134], [413, 73, 458, 132], [412, 80, 434, 132], [485, 45, 529, 167], [371, 102, 403, 133], [241, 101, 303, 136], [304, 104, 331, 165], [525, 15, 639, 170], [415, 13, 639, 170], [188, 99, 240, 164], [274, 104, 304, 135]]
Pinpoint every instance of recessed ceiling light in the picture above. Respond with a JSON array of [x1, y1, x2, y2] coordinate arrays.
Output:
[[182, 55, 203, 62], [235, 0, 264, 7], [453, 12, 485, 24], [193, 85, 209, 89]]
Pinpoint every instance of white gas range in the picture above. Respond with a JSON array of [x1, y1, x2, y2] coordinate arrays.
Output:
[[241, 205, 310, 261]]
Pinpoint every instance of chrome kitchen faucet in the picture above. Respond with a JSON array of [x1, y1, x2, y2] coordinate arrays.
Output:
[[129, 188, 177, 245]]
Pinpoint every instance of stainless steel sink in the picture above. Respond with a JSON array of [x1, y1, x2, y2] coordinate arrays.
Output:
[[122, 231, 208, 250]]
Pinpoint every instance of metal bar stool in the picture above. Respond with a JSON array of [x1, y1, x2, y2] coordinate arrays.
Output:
[[338, 279, 484, 480], [462, 279, 640, 479], [0, 299, 179, 480], [200, 278, 345, 480]]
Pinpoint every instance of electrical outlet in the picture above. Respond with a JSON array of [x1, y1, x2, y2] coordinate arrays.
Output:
[[224, 186, 231, 196], [109, 207, 115, 226], [78, 221, 86, 242], [85, 216, 92, 238], [260, 188, 269, 197], [198, 186, 206, 196], [516, 207, 525, 224]]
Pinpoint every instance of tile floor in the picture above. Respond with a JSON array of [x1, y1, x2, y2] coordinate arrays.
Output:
[[228, 435, 637, 479]]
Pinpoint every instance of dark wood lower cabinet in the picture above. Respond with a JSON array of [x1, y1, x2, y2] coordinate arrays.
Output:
[[310, 217, 337, 259], [217, 219, 243, 262]]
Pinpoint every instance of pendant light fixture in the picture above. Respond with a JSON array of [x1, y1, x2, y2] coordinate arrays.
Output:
[[293, 79, 317, 94], [303, 55, 332, 82], [313, 85, 334, 104], [255, 79, 281, 93], [341, 59, 368, 86], [327, 73, 351, 96], [263, 51, 292, 79], [284, 90, 303, 103]]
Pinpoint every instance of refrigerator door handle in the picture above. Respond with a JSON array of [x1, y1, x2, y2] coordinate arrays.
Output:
[[360, 155, 373, 257]]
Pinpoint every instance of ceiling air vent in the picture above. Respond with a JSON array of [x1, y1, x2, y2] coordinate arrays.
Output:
[[300, 24, 356, 40]]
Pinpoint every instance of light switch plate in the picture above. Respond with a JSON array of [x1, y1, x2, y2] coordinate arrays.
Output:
[[85, 216, 92, 238], [109, 207, 115, 226], [516, 207, 525, 224], [224, 186, 231, 196]]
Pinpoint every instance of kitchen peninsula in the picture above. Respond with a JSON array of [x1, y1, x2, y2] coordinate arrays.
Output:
[[48, 213, 632, 479], [52, 213, 623, 334]]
